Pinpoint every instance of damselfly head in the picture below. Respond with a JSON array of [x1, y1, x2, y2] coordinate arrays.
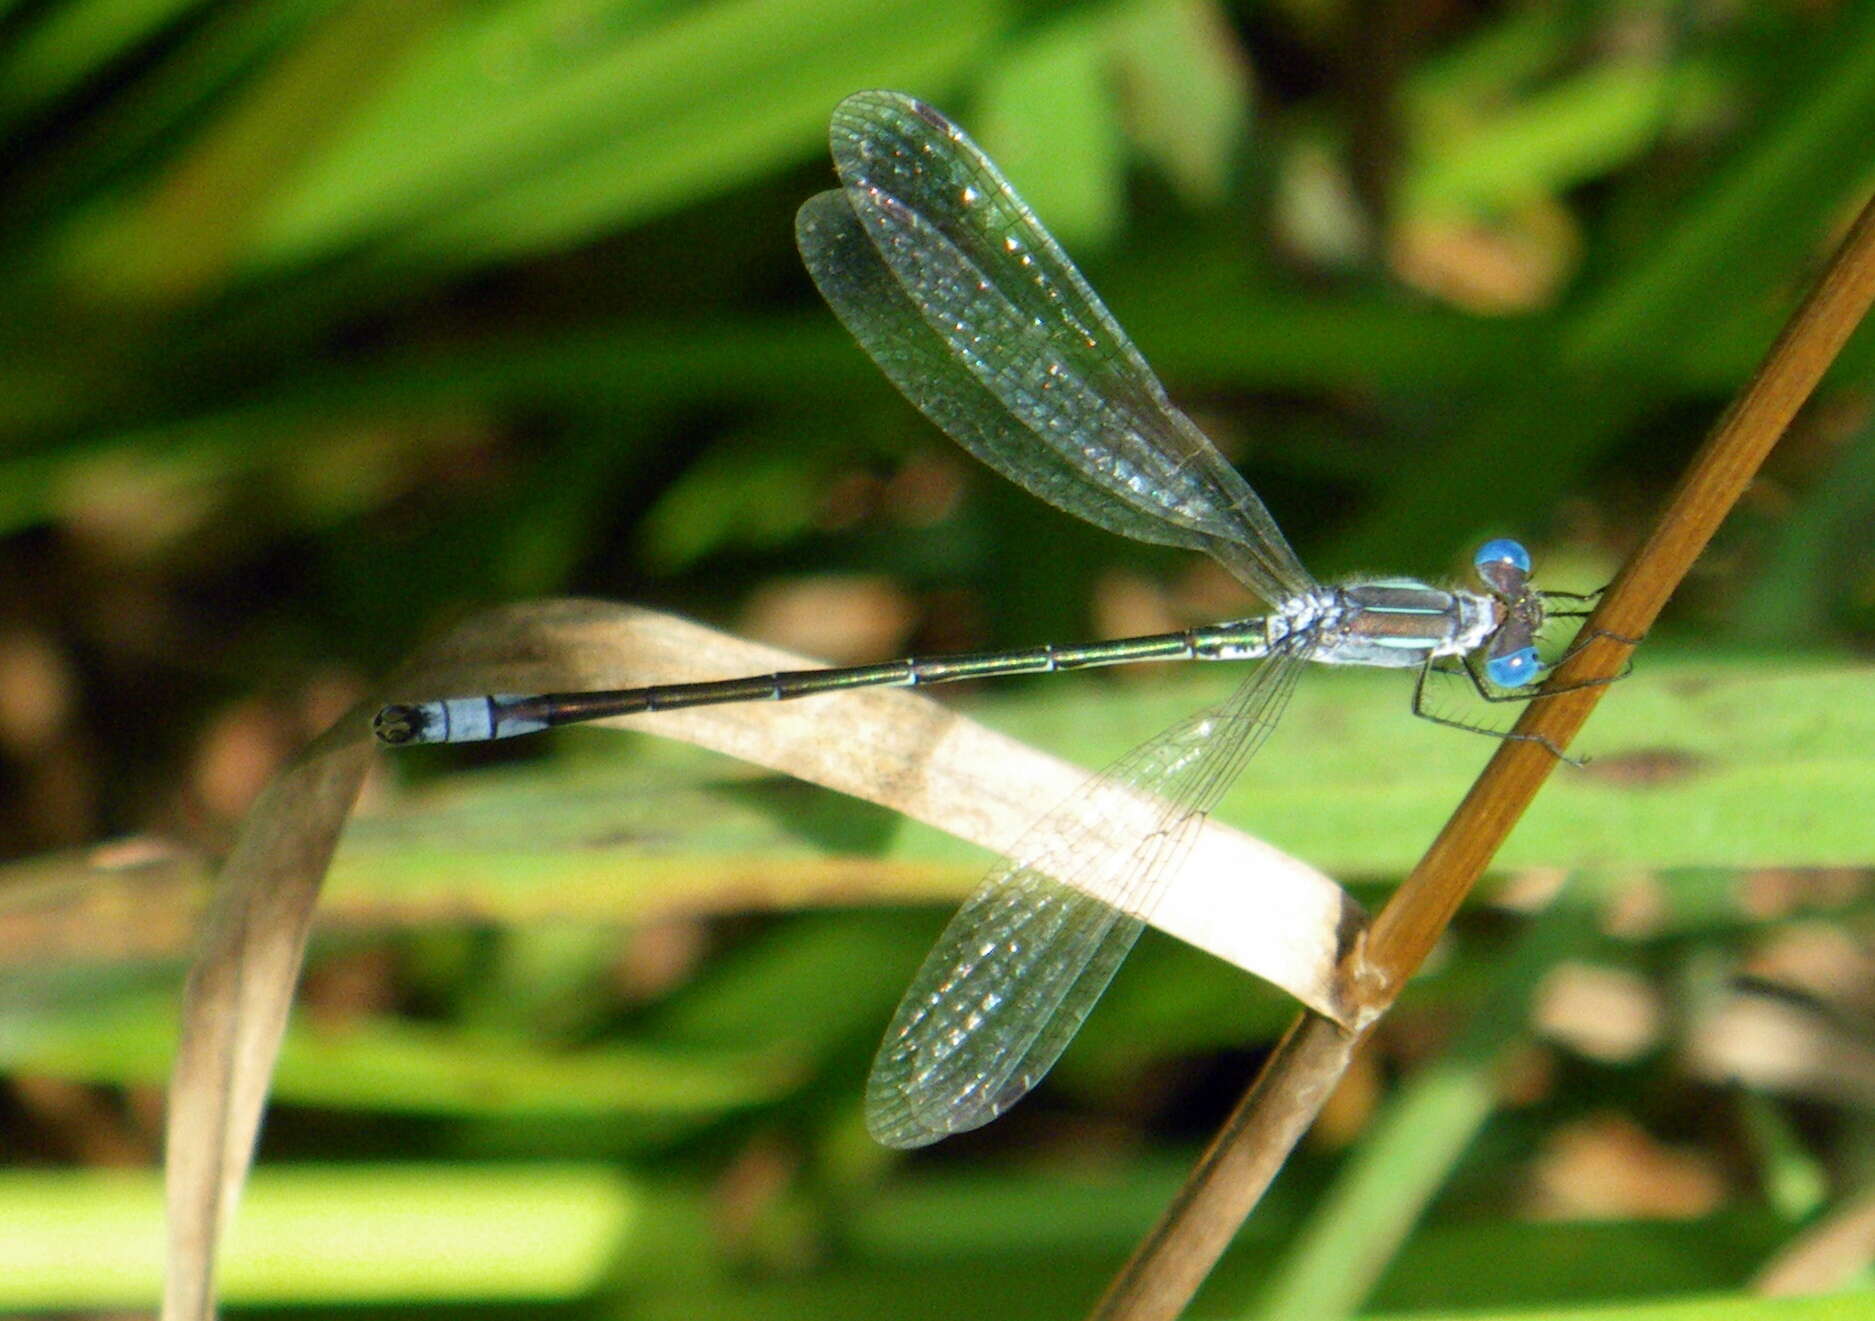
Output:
[[1471, 539, 1550, 688]]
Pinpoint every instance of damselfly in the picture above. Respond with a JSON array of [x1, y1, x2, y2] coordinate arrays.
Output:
[[375, 92, 1608, 1147]]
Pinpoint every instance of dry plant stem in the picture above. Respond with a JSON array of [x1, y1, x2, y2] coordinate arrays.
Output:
[[1089, 1014, 1355, 1321], [1088, 188, 1875, 1321]]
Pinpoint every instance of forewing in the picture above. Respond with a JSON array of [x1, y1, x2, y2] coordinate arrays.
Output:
[[797, 191, 1226, 557], [865, 644, 1311, 1147], [818, 90, 1314, 605]]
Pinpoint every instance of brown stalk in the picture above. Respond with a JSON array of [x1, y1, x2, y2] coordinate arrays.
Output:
[[1088, 189, 1875, 1321]]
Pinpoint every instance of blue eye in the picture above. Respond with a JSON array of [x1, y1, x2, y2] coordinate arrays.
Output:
[[1474, 538, 1531, 575], [1486, 646, 1545, 688]]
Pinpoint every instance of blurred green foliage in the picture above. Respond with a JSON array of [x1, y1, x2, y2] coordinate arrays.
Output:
[[4, 0, 1875, 1317]]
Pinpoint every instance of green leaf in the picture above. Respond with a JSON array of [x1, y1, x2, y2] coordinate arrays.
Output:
[[247, 0, 1011, 267]]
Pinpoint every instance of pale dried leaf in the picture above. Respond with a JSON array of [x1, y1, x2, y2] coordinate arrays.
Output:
[[164, 598, 1362, 1318], [163, 723, 373, 1321]]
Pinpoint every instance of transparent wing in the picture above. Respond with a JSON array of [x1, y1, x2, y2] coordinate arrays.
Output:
[[804, 89, 1314, 606], [798, 190, 1235, 564], [866, 643, 1311, 1147]]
